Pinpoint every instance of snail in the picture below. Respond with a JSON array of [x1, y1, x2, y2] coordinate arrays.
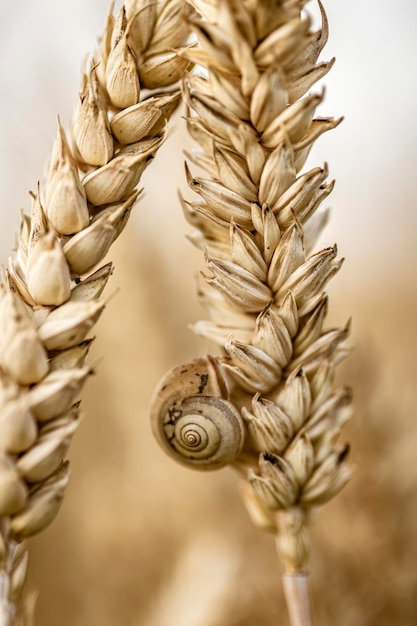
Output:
[[150, 355, 244, 470]]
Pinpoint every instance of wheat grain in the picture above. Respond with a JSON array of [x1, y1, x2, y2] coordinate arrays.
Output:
[[151, 1, 353, 623], [0, 1, 190, 621]]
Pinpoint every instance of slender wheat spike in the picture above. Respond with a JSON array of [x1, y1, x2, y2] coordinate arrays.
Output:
[[150, 1, 353, 623], [0, 2, 190, 622]]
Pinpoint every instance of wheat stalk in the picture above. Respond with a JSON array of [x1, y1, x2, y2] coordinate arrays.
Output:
[[150, 0, 353, 624], [0, 2, 190, 622]]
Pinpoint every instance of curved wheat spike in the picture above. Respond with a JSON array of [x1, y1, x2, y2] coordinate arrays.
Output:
[[0, 1, 190, 622]]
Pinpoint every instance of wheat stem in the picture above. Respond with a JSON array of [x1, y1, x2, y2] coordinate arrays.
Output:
[[282, 571, 314, 626], [0, 523, 14, 626], [0, 572, 13, 626]]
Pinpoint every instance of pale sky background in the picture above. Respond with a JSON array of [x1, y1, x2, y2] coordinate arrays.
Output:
[[0, 0, 416, 289]]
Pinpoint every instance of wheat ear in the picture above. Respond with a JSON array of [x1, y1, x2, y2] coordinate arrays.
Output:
[[0, 2, 190, 622], [150, 0, 353, 623]]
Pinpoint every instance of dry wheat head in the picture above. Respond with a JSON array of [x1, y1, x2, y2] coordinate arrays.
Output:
[[151, 0, 353, 577], [0, 1, 190, 620]]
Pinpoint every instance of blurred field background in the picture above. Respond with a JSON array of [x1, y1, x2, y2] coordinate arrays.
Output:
[[1, 0, 417, 624]]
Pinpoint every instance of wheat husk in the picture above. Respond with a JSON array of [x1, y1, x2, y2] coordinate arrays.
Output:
[[0, 0, 190, 616], [152, 0, 353, 623]]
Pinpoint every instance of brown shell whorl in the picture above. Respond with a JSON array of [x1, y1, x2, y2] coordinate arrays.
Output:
[[150, 356, 244, 470]]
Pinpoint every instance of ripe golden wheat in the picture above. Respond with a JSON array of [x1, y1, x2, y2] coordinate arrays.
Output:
[[0, 1, 190, 622], [150, 1, 352, 623]]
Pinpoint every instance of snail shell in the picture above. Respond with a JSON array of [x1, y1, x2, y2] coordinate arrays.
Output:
[[150, 356, 244, 470]]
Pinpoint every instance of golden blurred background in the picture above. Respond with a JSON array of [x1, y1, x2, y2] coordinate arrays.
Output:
[[1, 1, 417, 624]]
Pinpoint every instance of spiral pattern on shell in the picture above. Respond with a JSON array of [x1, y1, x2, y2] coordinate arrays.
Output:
[[150, 356, 245, 470]]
